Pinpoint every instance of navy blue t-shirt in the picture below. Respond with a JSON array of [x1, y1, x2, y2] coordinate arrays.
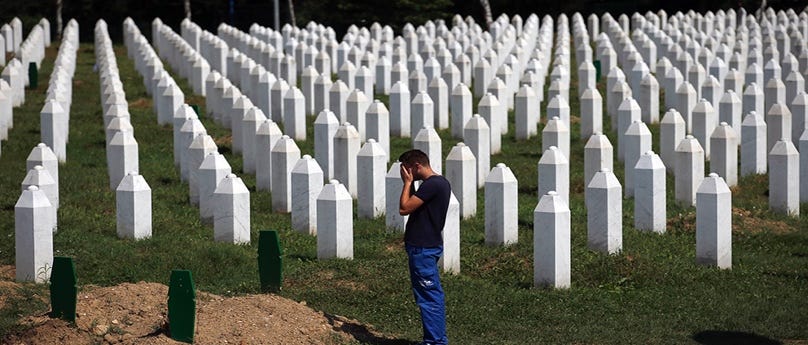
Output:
[[404, 175, 452, 248]]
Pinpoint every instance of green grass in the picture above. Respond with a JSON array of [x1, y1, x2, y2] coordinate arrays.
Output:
[[0, 39, 806, 344]]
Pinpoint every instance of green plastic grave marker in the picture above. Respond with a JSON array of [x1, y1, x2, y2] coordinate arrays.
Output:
[[28, 62, 38, 89], [593, 60, 602, 82], [168, 270, 195, 343], [190, 104, 200, 116], [258, 230, 283, 292], [49, 256, 77, 323]]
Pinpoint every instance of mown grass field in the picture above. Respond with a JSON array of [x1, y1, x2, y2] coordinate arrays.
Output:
[[0, 35, 807, 344]]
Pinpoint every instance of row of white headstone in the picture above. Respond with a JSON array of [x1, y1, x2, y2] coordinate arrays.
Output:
[[140, 18, 434, 265], [1, 17, 53, 154], [96, 20, 155, 242], [169, 10, 742, 284], [141, 7, 804, 287], [14, 20, 78, 283], [590, 8, 806, 214], [160, 14, 583, 280], [126, 18, 255, 245]]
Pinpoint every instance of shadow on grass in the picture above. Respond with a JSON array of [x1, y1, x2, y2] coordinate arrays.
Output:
[[692, 330, 781, 345], [325, 313, 416, 345]]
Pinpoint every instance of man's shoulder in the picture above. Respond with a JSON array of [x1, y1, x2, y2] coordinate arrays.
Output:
[[425, 175, 451, 188]]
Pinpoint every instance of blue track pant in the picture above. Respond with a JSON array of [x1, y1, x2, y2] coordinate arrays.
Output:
[[406, 244, 448, 345]]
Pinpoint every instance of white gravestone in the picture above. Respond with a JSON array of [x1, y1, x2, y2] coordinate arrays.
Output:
[[329, 80, 349, 123], [440, 193, 461, 274], [617, 98, 641, 162], [256, 119, 283, 191], [660, 109, 686, 173], [365, 100, 391, 159], [301, 66, 318, 114], [479, 93, 503, 154], [413, 126, 442, 174], [108, 130, 139, 191], [464, 114, 491, 188], [710, 123, 739, 187], [106, 115, 133, 146], [766, 104, 792, 154], [768, 139, 800, 217], [26, 144, 59, 202], [284, 87, 307, 141], [314, 74, 332, 115], [314, 110, 340, 180], [179, 115, 206, 183], [445, 143, 477, 219], [718, 90, 742, 141], [675, 135, 705, 206], [241, 107, 266, 174], [791, 92, 807, 148], [334, 123, 361, 198], [741, 111, 767, 176], [346, 89, 370, 140], [291, 155, 324, 235], [385, 162, 408, 232], [411, 91, 435, 143], [586, 168, 622, 254], [624, 121, 652, 198], [676, 82, 698, 133], [515, 85, 538, 140], [634, 151, 667, 233], [533, 191, 571, 289], [580, 88, 603, 140], [696, 173, 732, 269], [40, 99, 67, 162], [542, 116, 571, 161], [390, 81, 411, 137], [640, 73, 660, 124], [485, 163, 518, 246], [428, 77, 449, 130], [317, 179, 354, 259], [214, 174, 251, 244], [547, 94, 571, 129], [21, 166, 57, 231], [188, 134, 218, 205], [198, 151, 232, 224], [357, 139, 387, 218], [230, 95, 251, 154], [451, 83, 473, 139], [584, 132, 613, 190], [800, 130, 808, 203], [743, 82, 765, 121], [692, 99, 718, 160], [271, 135, 302, 212], [172, 105, 194, 167], [116, 171, 152, 240], [15, 185, 53, 283], [538, 145, 570, 205]]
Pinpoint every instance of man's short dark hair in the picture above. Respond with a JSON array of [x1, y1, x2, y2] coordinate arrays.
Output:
[[398, 149, 431, 167]]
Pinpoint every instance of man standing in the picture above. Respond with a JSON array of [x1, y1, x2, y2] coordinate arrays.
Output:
[[398, 149, 451, 345]]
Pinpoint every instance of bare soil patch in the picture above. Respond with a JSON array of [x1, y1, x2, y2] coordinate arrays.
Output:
[[0, 265, 396, 344]]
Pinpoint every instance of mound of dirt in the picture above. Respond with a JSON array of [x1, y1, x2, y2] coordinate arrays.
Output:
[[0, 266, 397, 345]]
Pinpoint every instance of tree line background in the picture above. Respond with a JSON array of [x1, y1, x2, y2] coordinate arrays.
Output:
[[0, 0, 805, 45]]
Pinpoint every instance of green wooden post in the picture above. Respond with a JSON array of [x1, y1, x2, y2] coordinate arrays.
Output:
[[593, 60, 602, 82], [28, 62, 38, 89], [258, 230, 283, 292], [168, 270, 195, 343], [49, 256, 77, 323]]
